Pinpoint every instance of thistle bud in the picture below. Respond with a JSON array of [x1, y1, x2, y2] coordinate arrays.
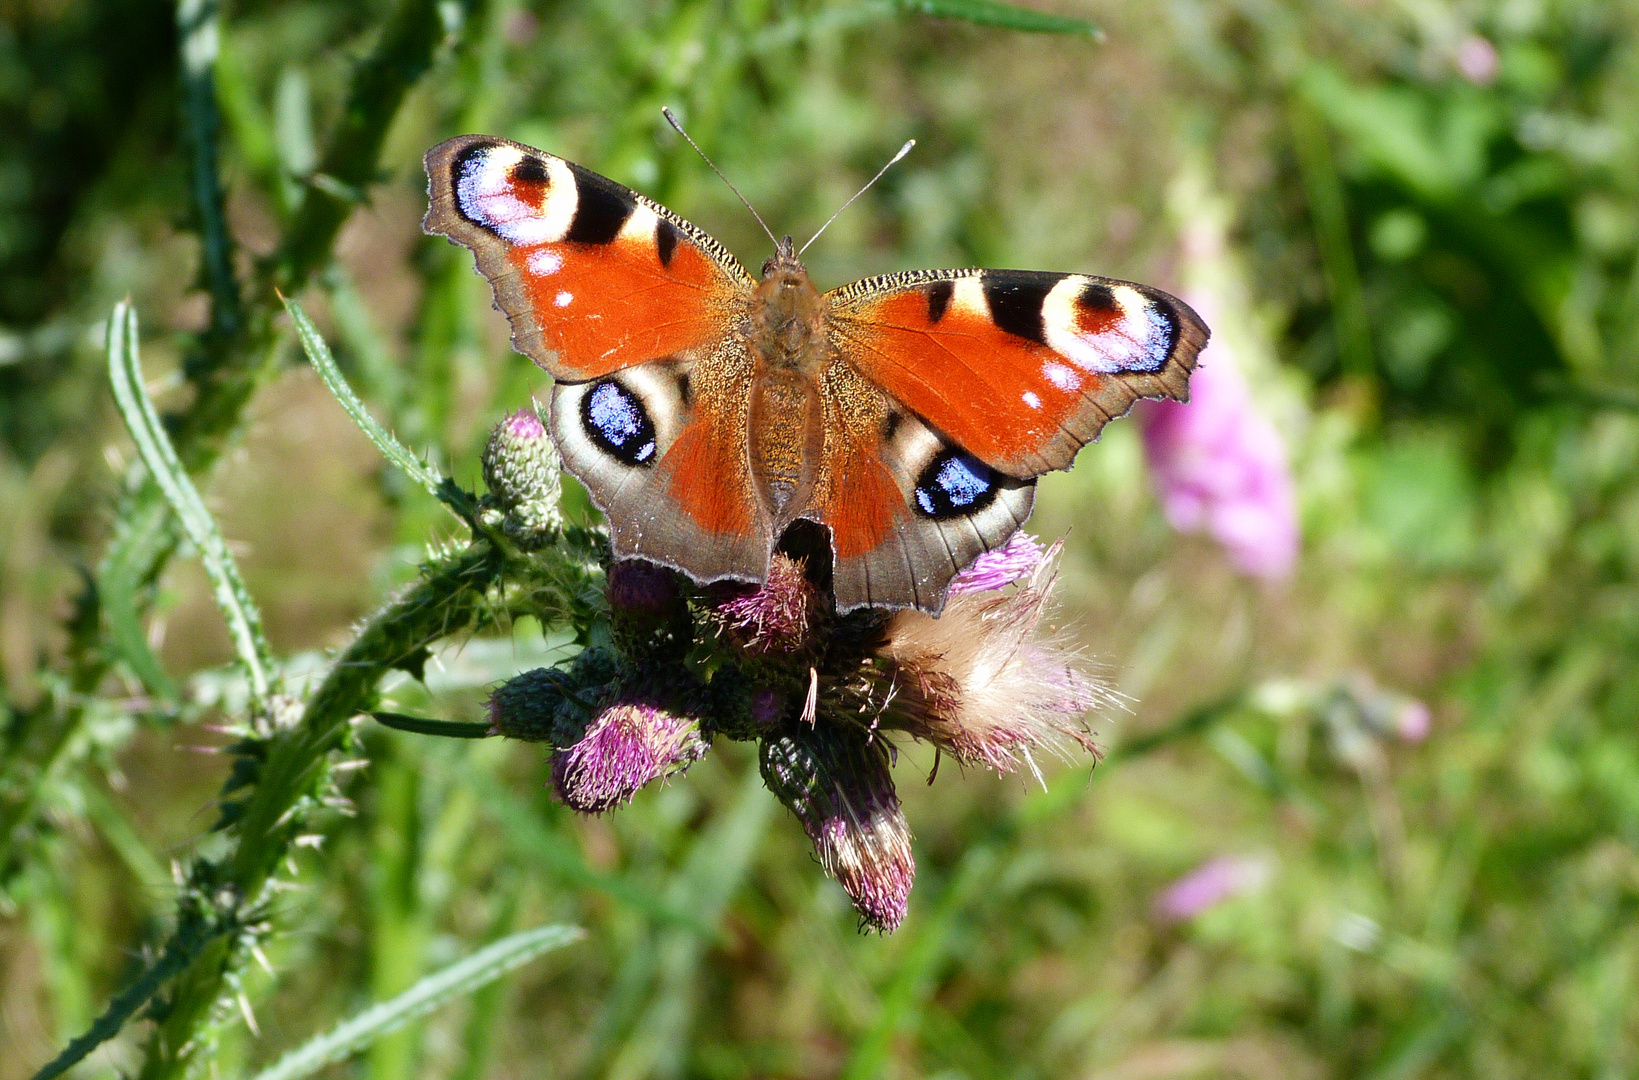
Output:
[[481, 406, 562, 548], [760, 726, 914, 932], [552, 689, 709, 812], [486, 650, 620, 745]]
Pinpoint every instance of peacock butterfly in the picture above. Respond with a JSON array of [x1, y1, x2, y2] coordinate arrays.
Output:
[[423, 131, 1207, 614]]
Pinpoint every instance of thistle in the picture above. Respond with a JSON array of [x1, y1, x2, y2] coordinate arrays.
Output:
[[480, 405, 563, 548], [477, 529, 1108, 928]]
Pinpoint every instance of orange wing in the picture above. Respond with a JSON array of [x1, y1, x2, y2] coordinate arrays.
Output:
[[424, 135, 753, 381], [826, 269, 1207, 477]]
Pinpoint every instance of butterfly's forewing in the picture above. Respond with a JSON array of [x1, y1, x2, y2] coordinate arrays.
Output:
[[826, 269, 1207, 477], [423, 135, 754, 380], [426, 136, 773, 582]]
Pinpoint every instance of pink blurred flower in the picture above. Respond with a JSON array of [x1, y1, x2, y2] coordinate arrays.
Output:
[[1455, 34, 1500, 86], [1140, 307, 1299, 580], [1154, 854, 1272, 922], [1394, 699, 1432, 743]]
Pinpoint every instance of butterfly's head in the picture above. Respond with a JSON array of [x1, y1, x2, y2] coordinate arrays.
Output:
[[761, 235, 805, 280]]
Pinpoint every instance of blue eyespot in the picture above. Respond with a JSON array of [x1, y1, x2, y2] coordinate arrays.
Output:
[[582, 380, 657, 466], [913, 449, 997, 519]]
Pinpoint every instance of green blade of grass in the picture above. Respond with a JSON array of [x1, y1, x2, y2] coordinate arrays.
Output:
[[476, 780, 717, 937], [245, 925, 583, 1080], [284, 297, 468, 517], [894, 0, 1102, 38], [106, 301, 273, 708]]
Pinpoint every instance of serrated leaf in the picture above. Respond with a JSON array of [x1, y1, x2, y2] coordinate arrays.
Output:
[[106, 301, 273, 708], [284, 296, 461, 513], [244, 925, 583, 1080], [895, 0, 1101, 37]]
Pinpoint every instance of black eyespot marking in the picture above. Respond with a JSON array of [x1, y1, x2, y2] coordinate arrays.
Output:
[[656, 218, 680, 267], [509, 156, 550, 186], [925, 280, 954, 324], [581, 380, 657, 467], [565, 164, 635, 245], [1077, 281, 1118, 317], [982, 273, 1050, 345], [1149, 297, 1180, 358], [912, 448, 998, 520], [451, 146, 492, 226], [675, 371, 692, 407]]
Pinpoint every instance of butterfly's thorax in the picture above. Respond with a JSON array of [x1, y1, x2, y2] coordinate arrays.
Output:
[[744, 255, 829, 525]]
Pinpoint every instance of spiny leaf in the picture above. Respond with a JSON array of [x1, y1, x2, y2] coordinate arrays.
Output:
[[106, 300, 274, 708], [284, 296, 470, 516], [244, 925, 584, 1080]]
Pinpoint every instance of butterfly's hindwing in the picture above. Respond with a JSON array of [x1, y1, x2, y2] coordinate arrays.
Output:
[[810, 363, 1034, 613], [549, 339, 773, 587]]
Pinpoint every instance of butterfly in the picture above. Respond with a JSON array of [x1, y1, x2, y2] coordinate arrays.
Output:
[[423, 133, 1207, 614]]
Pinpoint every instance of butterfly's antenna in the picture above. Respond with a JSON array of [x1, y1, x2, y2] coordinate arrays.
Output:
[[798, 139, 915, 256], [661, 107, 779, 249]]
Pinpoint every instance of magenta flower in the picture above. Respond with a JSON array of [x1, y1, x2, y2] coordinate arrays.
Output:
[[1139, 302, 1299, 580], [1455, 34, 1499, 86], [948, 530, 1046, 594], [550, 694, 708, 813], [1154, 854, 1273, 922], [760, 728, 914, 932]]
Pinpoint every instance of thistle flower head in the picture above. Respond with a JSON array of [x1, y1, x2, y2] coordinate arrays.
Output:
[[551, 687, 709, 813], [760, 726, 914, 931], [606, 559, 681, 618], [948, 531, 1045, 594], [877, 544, 1112, 777], [712, 553, 818, 658]]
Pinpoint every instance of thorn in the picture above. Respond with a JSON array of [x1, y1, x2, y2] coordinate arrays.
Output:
[[237, 990, 260, 1036], [802, 667, 819, 726], [251, 944, 274, 977]]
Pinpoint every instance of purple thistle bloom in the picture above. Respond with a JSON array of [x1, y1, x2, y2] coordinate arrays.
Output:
[[948, 531, 1045, 594], [878, 547, 1112, 777], [760, 727, 914, 932], [1154, 854, 1273, 922], [713, 554, 817, 657], [551, 696, 707, 813], [1139, 327, 1299, 580]]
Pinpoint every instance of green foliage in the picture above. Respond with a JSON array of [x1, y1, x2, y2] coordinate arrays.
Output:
[[246, 924, 584, 1080], [4, 1, 1639, 1079]]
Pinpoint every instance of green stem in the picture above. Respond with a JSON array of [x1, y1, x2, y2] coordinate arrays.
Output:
[[134, 543, 508, 1080], [0, 0, 455, 881], [28, 904, 233, 1080]]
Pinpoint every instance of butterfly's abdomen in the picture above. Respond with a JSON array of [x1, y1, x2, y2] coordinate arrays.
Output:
[[748, 371, 823, 527]]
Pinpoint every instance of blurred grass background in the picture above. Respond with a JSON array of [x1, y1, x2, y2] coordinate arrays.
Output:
[[4, 0, 1639, 1077]]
